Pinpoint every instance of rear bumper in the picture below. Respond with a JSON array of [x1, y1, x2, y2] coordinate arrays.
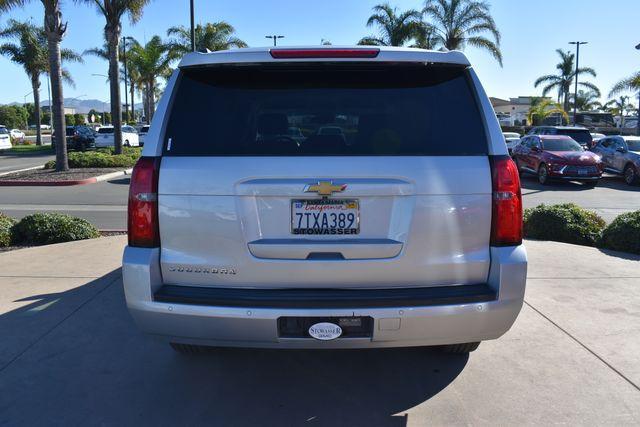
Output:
[[122, 245, 527, 349]]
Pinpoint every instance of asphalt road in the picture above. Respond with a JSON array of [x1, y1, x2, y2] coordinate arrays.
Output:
[[0, 176, 129, 230], [0, 150, 55, 174], [0, 171, 638, 230]]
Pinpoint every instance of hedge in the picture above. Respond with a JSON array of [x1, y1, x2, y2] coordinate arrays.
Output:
[[0, 213, 16, 247], [44, 147, 141, 169], [600, 211, 640, 254], [524, 203, 606, 246], [11, 213, 99, 245]]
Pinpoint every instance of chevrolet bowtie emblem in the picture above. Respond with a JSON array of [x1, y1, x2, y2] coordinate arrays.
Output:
[[304, 181, 347, 197]]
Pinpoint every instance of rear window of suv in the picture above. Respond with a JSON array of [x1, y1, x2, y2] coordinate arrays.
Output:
[[163, 64, 487, 156]]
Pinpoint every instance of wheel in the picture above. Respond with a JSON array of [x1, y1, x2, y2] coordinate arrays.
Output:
[[538, 164, 550, 185], [624, 164, 639, 185], [440, 342, 481, 354], [582, 180, 598, 188], [124, 140, 130, 147], [170, 342, 208, 354]]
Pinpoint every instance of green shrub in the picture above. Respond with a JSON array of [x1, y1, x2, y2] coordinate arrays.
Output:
[[524, 203, 605, 246], [0, 213, 16, 247], [600, 211, 640, 254], [44, 148, 140, 169], [13, 213, 99, 245]]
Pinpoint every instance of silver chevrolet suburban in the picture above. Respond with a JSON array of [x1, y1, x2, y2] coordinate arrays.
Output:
[[123, 46, 527, 354]]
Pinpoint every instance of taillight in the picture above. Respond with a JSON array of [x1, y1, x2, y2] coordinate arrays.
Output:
[[128, 157, 160, 247], [490, 156, 523, 246], [269, 48, 380, 59]]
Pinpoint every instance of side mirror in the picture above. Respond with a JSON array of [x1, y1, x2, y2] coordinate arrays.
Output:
[[616, 147, 627, 153]]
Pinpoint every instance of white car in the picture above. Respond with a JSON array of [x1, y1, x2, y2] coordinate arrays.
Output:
[[503, 132, 521, 154], [95, 125, 140, 148], [137, 125, 150, 146], [122, 46, 527, 355], [590, 133, 606, 144], [10, 129, 25, 142], [0, 126, 12, 149]]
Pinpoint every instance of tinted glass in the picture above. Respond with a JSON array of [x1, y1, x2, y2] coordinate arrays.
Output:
[[626, 139, 640, 151], [98, 127, 114, 134], [0, 127, 8, 135], [65, 126, 76, 136], [542, 138, 582, 151], [164, 65, 487, 156], [557, 129, 591, 144], [141, 126, 150, 132]]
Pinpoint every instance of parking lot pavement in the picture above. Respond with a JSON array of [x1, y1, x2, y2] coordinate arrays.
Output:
[[0, 176, 129, 230], [0, 150, 56, 174], [0, 237, 639, 425], [521, 174, 640, 223]]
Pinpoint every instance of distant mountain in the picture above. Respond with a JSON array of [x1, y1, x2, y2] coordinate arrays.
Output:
[[4, 98, 143, 114]]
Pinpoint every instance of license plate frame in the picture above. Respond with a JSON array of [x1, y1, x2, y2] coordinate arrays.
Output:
[[291, 199, 360, 235]]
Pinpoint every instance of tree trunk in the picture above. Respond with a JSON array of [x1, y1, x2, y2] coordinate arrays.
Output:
[[106, 25, 123, 154], [130, 76, 135, 122], [148, 80, 155, 123], [43, 0, 68, 171], [31, 76, 42, 146]]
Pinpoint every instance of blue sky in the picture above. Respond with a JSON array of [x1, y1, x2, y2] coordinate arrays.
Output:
[[1, 0, 639, 105]]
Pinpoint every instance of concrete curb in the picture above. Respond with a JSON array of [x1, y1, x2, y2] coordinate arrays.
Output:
[[0, 168, 132, 187]]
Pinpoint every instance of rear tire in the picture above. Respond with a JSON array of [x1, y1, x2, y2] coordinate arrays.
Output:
[[170, 342, 208, 354], [440, 342, 481, 354], [538, 164, 549, 185], [624, 164, 639, 185]]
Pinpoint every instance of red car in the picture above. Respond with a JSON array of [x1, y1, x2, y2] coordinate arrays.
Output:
[[512, 135, 602, 186]]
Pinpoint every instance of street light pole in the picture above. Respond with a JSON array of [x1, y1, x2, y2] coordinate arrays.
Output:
[[190, 0, 196, 52], [569, 41, 588, 125], [265, 35, 284, 46]]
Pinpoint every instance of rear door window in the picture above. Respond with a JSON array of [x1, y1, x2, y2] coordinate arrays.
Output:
[[164, 65, 487, 156]]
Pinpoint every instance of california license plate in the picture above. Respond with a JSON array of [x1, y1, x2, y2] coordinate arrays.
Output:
[[291, 199, 359, 235]]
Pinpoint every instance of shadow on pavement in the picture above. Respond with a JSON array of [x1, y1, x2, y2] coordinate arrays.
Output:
[[0, 270, 468, 426], [107, 177, 130, 185], [521, 174, 640, 194]]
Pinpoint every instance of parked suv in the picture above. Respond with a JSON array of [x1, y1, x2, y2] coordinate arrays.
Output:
[[528, 126, 593, 149], [591, 136, 640, 185], [52, 125, 96, 151], [123, 47, 527, 354]]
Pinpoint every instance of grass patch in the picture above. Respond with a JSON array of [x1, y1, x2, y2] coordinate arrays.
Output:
[[3, 145, 53, 154]]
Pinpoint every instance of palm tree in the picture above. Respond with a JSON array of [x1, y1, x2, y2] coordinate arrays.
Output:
[[79, 0, 151, 154], [527, 99, 568, 126], [603, 95, 631, 127], [1, 20, 48, 146], [0, 20, 81, 146], [570, 90, 601, 112], [534, 49, 599, 113], [128, 35, 171, 124], [0, 0, 73, 171], [166, 22, 247, 59], [358, 3, 425, 47], [422, 0, 502, 65], [609, 71, 640, 135]]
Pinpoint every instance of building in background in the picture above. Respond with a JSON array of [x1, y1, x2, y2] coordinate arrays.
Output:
[[491, 96, 551, 126], [42, 106, 76, 115]]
